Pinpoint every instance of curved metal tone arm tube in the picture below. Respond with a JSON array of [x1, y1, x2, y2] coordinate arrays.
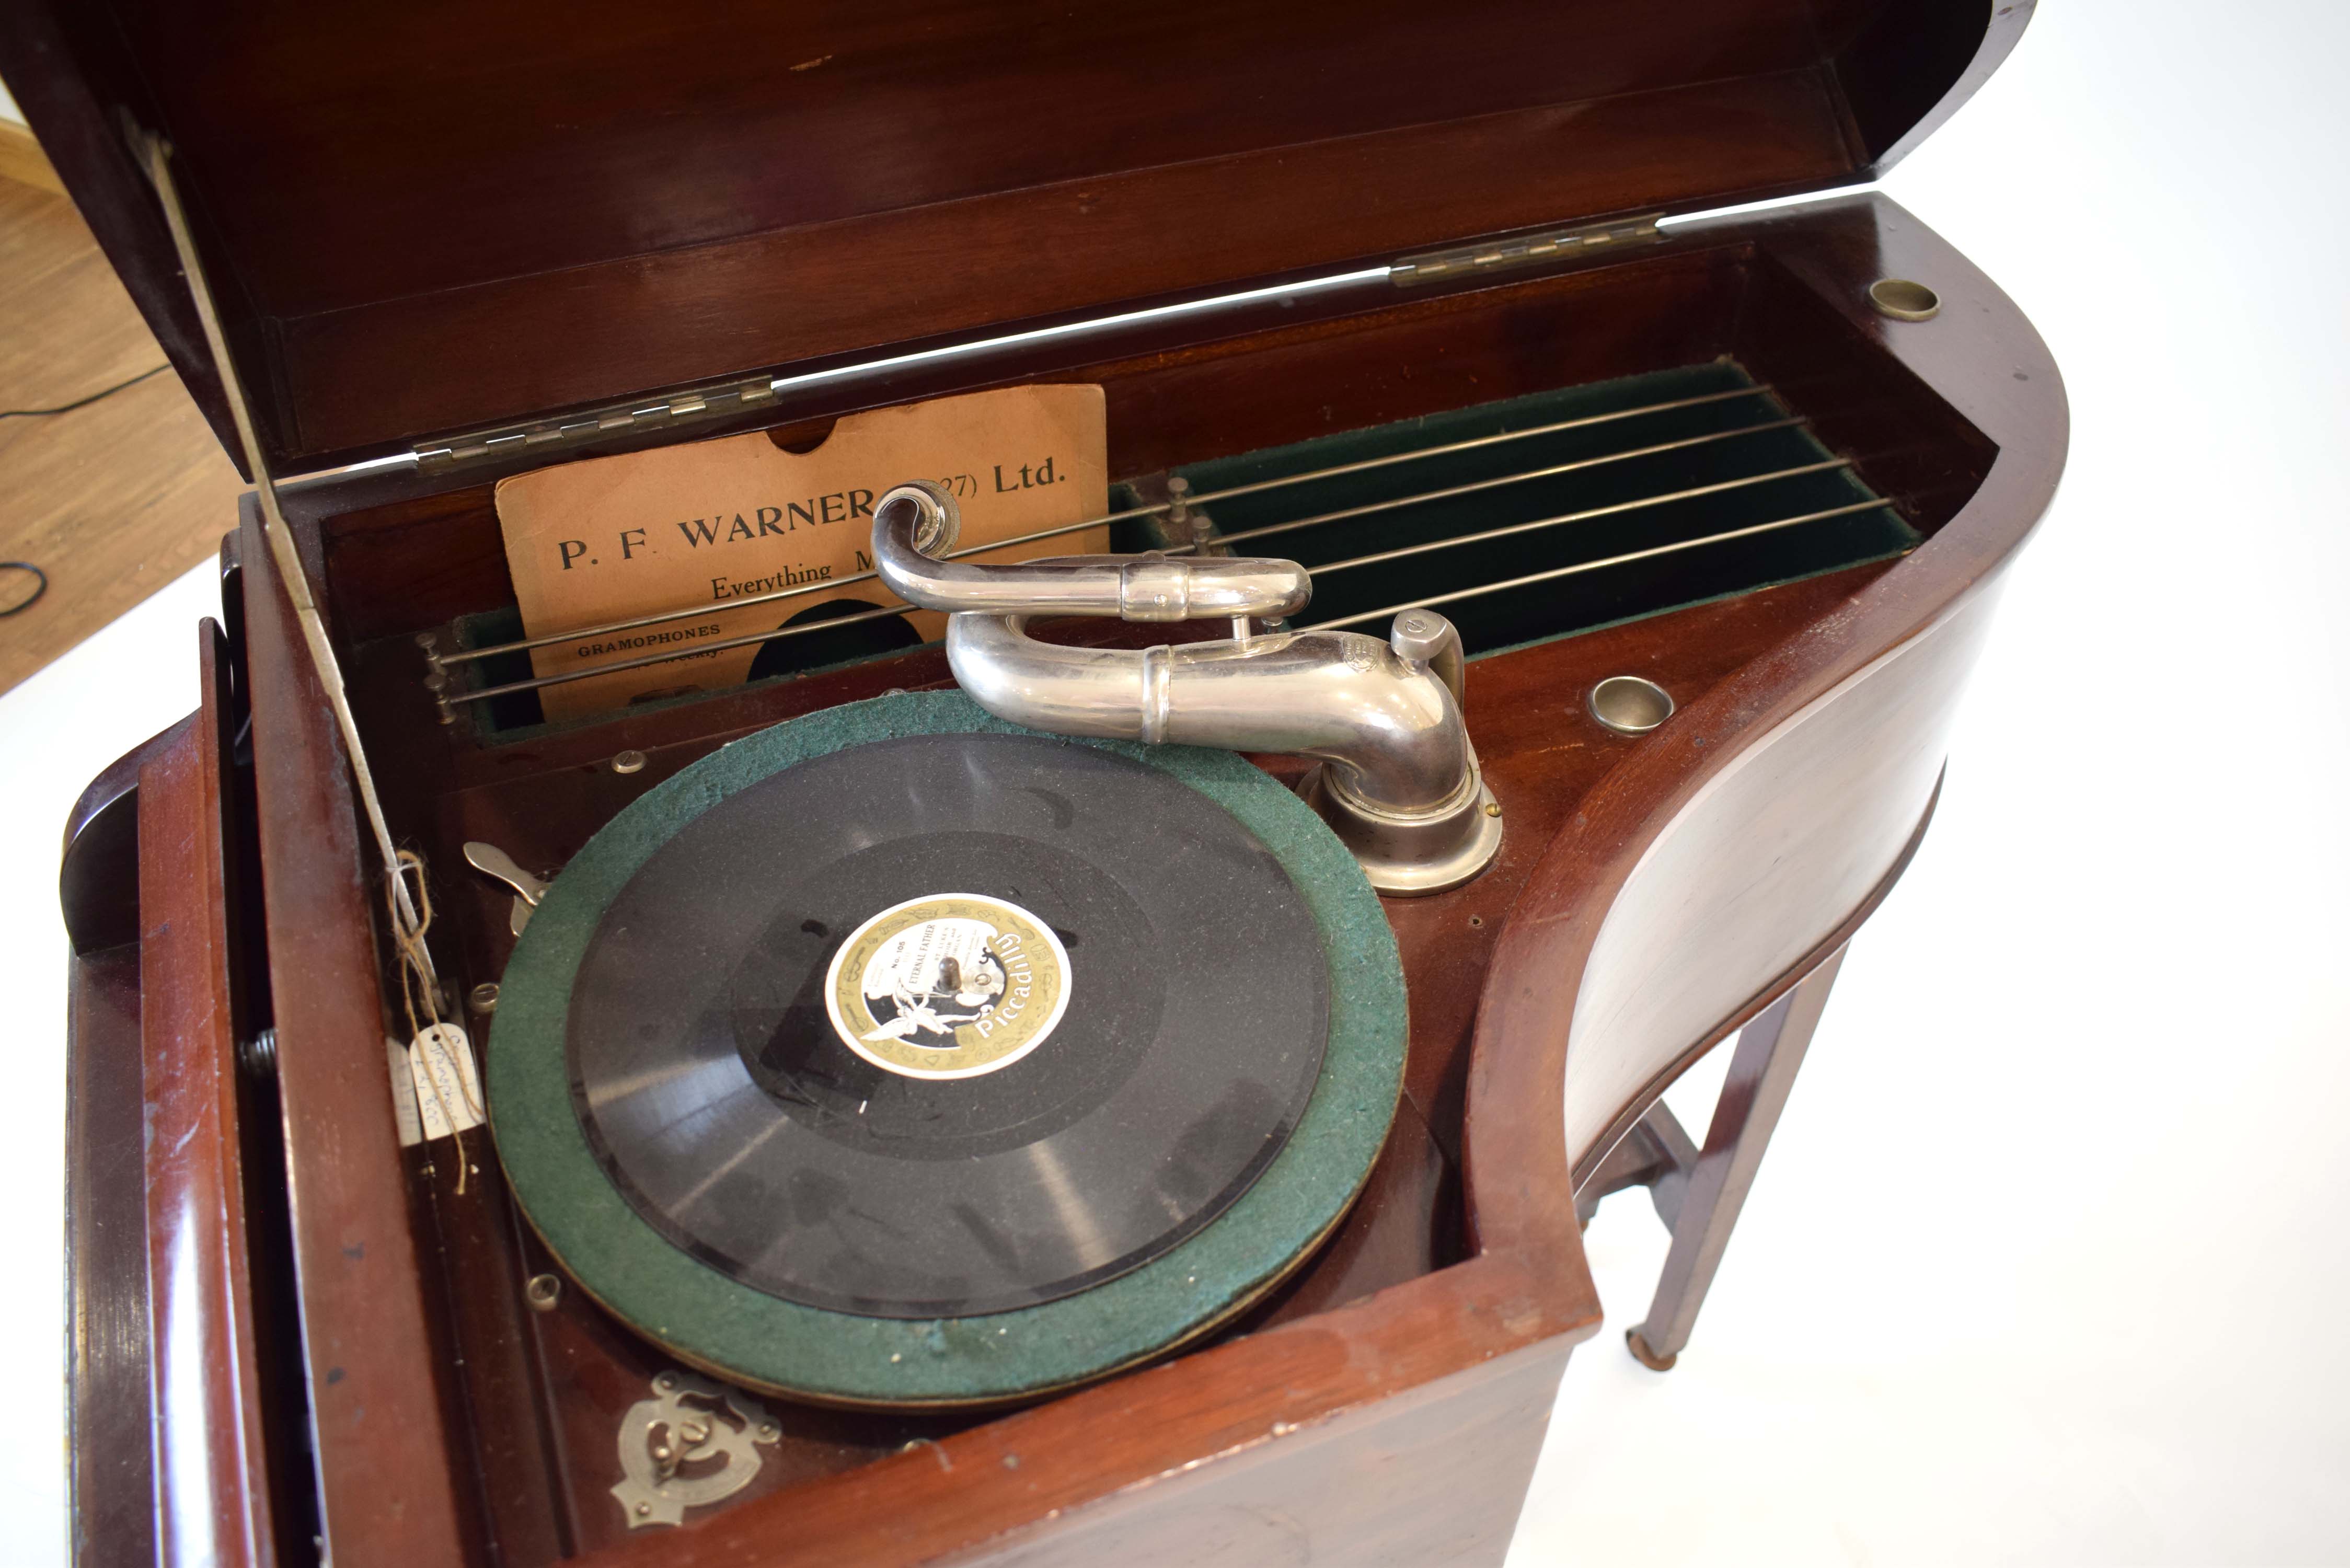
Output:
[[872, 481, 1310, 622], [873, 479, 1502, 892], [948, 615, 1469, 815], [946, 613, 1504, 893]]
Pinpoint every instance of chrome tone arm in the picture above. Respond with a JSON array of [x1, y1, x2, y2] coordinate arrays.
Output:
[[941, 615, 1466, 815], [872, 481, 1502, 893], [872, 480, 1309, 621]]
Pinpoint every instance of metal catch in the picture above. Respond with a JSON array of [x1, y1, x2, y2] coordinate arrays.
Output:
[[610, 1371, 781, 1529]]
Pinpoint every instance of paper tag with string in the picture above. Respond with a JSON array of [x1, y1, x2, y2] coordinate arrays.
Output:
[[408, 1023, 485, 1142], [383, 847, 482, 1186], [386, 1036, 426, 1147]]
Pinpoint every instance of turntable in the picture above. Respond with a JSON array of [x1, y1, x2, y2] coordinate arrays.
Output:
[[490, 693, 1407, 1408]]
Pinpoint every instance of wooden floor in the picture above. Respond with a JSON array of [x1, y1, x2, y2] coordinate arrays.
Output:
[[0, 175, 240, 697]]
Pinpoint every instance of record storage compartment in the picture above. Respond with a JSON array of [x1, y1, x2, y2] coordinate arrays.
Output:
[[298, 223, 1998, 1560], [1146, 359, 1915, 655]]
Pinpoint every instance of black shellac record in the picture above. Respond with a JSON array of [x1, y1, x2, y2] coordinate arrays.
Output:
[[566, 732, 1331, 1319]]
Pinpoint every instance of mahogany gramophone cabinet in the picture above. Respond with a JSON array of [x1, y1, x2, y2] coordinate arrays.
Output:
[[19, 2, 2065, 1563]]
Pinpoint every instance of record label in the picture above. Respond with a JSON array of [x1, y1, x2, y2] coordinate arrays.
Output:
[[824, 892, 1071, 1079]]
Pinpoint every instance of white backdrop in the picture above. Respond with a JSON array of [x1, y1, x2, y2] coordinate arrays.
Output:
[[2, 1, 2345, 1561], [1511, 2, 2350, 1561]]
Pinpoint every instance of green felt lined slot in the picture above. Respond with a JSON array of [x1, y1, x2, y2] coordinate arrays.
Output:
[[1143, 360, 1916, 654]]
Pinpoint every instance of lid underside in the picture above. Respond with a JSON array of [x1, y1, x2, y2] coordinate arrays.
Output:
[[0, 0, 2013, 474]]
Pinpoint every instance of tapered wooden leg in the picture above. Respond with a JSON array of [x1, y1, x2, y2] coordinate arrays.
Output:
[[1626, 944, 1846, 1371]]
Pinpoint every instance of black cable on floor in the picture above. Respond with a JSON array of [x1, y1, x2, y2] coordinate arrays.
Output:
[[0, 363, 174, 618], [0, 561, 48, 617], [1, 362, 169, 419]]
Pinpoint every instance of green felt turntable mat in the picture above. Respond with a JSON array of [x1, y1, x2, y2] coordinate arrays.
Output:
[[487, 690, 1406, 1407]]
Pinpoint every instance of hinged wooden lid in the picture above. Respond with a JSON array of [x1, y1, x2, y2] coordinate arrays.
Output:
[[0, 1, 2025, 477]]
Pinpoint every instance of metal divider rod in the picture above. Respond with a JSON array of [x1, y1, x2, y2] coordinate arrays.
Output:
[[435, 570, 893, 668], [1296, 457, 1853, 579], [458, 603, 919, 706], [437, 408, 1800, 668], [1139, 382, 1777, 513], [1309, 498, 1901, 632], [1155, 418, 1808, 558]]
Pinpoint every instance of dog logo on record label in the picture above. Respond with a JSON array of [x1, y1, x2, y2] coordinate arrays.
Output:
[[824, 894, 1071, 1079]]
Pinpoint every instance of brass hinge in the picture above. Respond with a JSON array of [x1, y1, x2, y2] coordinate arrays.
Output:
[[412, 374, 779, 474], [1390, 213, 1665, 289]]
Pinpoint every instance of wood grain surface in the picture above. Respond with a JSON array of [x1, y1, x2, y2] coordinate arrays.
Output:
[[1559, 592, 1995, 1167], [66, 927, 159, 1566], [0, 177, 155, 407], [0, 178, 238, 694], [0, 117, 66, 193], [137, 627, 274, 1565], [239, 506, 479, 1565]]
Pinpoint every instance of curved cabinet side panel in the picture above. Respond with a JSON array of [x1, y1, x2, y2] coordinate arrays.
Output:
[[1561, 583, 2004, 1170], [939, 1340, 1570, 1568]]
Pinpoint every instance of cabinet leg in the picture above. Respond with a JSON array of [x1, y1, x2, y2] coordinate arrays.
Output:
[[1626, 944, 1846, 1371]]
